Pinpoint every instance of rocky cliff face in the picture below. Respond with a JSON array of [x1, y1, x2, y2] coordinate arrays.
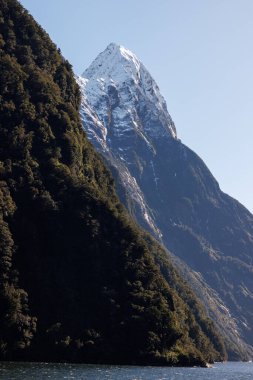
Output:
[[78, 43, 253, 359], [78, 43, 177, 238]]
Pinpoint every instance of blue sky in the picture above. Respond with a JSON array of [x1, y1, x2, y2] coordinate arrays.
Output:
[[20, 0, 253, 213]]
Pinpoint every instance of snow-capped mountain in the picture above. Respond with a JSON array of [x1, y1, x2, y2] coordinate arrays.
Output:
[[77, 42, 176, 237], [78, 43, 253, 359], [79, 43, 176, 149]]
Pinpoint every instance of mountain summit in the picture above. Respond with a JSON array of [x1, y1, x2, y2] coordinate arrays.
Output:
[[79, 43, 176, 151], [79, 44, 253, 359]]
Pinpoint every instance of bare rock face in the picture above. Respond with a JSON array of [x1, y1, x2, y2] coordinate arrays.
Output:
[[78, 43, 253, 359]]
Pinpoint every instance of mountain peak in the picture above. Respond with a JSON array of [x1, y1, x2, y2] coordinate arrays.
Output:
[[107, 42, 119, 49], [82, 42, 141, 84], [79, 43, 177, 143]]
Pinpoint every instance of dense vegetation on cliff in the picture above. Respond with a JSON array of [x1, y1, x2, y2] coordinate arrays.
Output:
[[0, 0, 226, 365]]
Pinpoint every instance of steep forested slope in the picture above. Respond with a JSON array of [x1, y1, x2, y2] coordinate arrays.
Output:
[[0, 0, 225, 365]]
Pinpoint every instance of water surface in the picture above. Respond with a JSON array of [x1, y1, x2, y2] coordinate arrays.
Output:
[[0, 361, 252, 379]]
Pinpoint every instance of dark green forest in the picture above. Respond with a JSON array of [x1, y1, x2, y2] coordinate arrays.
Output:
[[0, 0, 226, 365]]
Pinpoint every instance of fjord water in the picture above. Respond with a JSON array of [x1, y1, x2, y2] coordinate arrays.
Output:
[[0, 362, 253, 380]]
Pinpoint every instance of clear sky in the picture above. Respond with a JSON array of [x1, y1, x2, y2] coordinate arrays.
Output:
[[19, 0, 253, 213]]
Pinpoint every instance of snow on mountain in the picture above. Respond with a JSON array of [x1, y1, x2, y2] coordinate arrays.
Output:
[[77, 42, 176, 153], [77, 42, 177, 237]]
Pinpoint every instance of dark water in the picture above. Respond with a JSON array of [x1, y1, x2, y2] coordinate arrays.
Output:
[[0, 361, 253, 379]]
